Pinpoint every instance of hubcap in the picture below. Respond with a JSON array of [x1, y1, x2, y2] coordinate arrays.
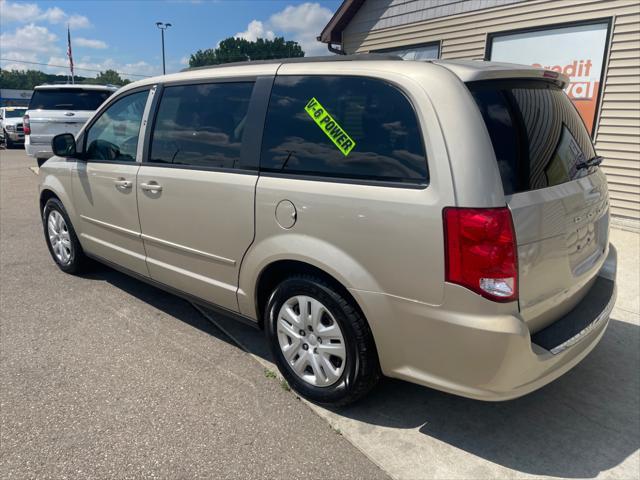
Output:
[[276, 295, 346, 387], [47, 210, 72, 264]]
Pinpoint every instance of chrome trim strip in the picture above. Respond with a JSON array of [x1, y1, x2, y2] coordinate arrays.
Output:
[[145, 256, 237, 290], [80, 233, 147, 261], [141, 233, 236, 266], [550, 285, 616, 355], [80, 215, 141, 238]]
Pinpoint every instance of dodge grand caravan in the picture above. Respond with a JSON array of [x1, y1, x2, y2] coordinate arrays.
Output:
[[39, 56, 616, 406]]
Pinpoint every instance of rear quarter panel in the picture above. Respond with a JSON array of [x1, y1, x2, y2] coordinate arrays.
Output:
[[415, 65, 506, 208]]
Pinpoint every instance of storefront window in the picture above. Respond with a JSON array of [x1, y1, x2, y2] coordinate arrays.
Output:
[[488, 21, 610, 135]]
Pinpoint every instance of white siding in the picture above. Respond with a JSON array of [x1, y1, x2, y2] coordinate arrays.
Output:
[[342, 0, 640, 224], [343, 0, 526, 33]]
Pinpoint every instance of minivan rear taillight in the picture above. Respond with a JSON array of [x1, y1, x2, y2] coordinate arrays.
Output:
[[443, 207, 518, 302], [23, 115, 30, 135]]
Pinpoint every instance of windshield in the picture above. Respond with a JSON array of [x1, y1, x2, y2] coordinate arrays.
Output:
[[4, 109, 26, 118], [468, 80, 597, 195], [29, 89, 112, 111]]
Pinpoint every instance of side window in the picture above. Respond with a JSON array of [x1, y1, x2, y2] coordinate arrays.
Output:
[[85, 90, 149, 162], [149, 82, 254, 169], [260, 75, 428, 184]]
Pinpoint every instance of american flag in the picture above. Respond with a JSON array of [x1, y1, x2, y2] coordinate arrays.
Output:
[[67, 26, 74, 82]]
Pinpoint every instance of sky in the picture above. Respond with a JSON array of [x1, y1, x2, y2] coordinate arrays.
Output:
[[0, 0, 341, 79]]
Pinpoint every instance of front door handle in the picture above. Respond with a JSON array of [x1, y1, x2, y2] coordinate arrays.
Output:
[[140, 181, 163, 193], [114, 178, 132, 189]]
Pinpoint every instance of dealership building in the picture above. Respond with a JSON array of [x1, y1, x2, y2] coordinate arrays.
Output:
[[320, 0, 639, 228], [0, 89, 32, 107]]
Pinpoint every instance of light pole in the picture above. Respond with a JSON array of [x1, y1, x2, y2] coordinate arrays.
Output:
[[155, 22, 172, 75]]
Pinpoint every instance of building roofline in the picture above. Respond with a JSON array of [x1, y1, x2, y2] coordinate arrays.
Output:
[[318, 0, 365, 45]]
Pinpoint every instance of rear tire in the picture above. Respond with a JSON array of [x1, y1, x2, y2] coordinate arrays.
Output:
[[265, 274, 380, 406], [42, 198, 90, 274]]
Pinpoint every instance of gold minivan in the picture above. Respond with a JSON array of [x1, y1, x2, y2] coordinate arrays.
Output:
[[40, 56, 616, 406]]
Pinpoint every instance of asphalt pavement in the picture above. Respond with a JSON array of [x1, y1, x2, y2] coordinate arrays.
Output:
[[0, 148, 389, 479]]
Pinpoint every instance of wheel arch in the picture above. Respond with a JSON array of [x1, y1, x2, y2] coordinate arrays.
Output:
[[38, 169, 77, 223], [39, 188, 61, 212], [238, 234, 383, 321], [254, 259, 363, 328]]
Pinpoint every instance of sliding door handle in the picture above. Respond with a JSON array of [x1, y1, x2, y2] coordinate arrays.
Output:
[[114, 178, 132, 189], [140, 181, 163, 192]]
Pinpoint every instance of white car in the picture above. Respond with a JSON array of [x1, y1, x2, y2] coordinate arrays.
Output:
[[0, 106, 28, 147], [24, 84, 116, 165]]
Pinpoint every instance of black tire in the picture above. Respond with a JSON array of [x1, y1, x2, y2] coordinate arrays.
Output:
[[4, 132, 13, 148], [42, 198, 90, 274], [37, 157, 48, 167], [265, 274, 380, 407]]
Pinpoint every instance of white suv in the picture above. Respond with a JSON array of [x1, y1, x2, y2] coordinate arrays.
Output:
[[24, 84, 116, 165]]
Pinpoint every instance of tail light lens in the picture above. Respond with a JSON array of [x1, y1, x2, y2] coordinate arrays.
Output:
[[443, 207, 518, 302], [23, 115, 30, 135]]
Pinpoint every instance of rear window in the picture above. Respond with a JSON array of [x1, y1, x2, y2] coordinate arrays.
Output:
[[469, 80, 597, 195], [29, 88, 112, 111], [260, 75, 428, 185]]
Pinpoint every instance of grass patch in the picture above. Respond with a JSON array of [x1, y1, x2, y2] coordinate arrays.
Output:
[[263, 367, 291, 393]]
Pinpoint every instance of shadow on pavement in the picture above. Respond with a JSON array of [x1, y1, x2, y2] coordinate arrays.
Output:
[[80, 264, 236, 348], [84, 264, 639, 479]]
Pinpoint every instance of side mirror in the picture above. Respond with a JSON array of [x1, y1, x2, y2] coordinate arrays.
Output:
[[52, 133, 77, 157]]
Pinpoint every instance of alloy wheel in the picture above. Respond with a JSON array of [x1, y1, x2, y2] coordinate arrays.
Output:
[[276, 295, 347, 387], [47, 210, 72, 264]]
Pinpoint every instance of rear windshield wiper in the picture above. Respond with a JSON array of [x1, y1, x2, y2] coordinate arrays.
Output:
[[576, 155, 604, 170]]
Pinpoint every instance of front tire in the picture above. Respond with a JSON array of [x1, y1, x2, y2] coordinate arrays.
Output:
[[42, 198, 89, 274], [265, 274, 380, 406]]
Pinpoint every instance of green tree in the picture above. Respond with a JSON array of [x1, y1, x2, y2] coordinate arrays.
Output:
[[0, 68, 130, 89], [189, 36, 304, 68], [0, 69, 51, 89], [89, 69, 130, 86]]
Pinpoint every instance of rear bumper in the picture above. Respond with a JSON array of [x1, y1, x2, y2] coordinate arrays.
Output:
[[351, 244, 617, 401], [25, 136, 52, 159]]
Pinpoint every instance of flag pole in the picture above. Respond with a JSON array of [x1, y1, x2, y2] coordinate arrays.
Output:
[[67, 25, 75, 84]]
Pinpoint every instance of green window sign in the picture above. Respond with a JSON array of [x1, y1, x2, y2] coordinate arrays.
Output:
[[304, 97, 356, 156]]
